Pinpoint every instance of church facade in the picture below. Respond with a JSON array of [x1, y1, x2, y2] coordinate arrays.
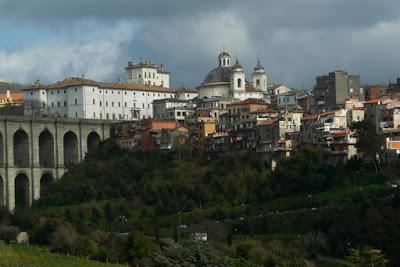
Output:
[[197, 51, 268, 100]]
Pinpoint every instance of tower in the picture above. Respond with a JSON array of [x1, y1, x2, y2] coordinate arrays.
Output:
[[252, 58, 267, 91], [230, 59, 245, 94], [218, 51, 231, 67]]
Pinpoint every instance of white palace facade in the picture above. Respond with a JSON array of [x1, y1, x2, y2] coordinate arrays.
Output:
[[24, 60, 176, 120]]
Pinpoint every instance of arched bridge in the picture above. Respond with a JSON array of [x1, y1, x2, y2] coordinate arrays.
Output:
[[0, 115, 113, 210]]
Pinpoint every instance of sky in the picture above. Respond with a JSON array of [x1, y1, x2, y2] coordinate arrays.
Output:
[[0, 0, 400, 89]]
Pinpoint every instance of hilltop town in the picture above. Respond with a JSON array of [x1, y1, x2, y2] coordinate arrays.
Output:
[[5, 50, 396, 165]]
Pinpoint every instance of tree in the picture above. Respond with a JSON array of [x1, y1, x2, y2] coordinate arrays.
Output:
[[345, 246, 389, 266], [49, 224, 78, 254], [126, 232, 153, 264], [103, 202, 114, 225], [90, 207, 100, 224], [351, 120, 384, 172]]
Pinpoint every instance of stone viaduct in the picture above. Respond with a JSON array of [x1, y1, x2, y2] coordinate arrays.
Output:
[[0, 115, 113, 210]]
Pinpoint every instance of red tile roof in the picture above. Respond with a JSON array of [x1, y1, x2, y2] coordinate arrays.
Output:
[[227, 98, 267, 106]]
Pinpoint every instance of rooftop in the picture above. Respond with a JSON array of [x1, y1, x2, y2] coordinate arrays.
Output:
[[26, 77, 174, 93]]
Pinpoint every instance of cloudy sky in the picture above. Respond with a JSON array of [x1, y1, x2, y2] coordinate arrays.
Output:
[[0, 0, 399, 89]]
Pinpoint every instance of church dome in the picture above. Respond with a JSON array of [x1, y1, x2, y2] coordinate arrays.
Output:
[[218, 51, 231, 59], [202, 66, 232, 85]]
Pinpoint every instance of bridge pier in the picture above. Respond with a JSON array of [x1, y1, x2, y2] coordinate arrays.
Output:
[[0, 115, 112, 211]]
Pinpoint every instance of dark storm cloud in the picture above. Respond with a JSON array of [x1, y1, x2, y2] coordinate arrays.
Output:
[[1, 0, 400, 87]]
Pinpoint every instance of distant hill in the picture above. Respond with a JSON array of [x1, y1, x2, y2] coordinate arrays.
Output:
[[0, 81, 26, 92]]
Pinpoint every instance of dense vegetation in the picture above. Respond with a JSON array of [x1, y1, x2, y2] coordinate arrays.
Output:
[[0, 243, 124, 267], [1, 131, 400, 266]]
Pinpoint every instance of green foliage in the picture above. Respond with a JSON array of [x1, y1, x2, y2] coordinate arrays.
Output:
[[152, 239, 231, 266], [345, 246, 389, 266], [0, 243, 124, 267], [126, 232, 153, 263], [0, 225, 19, 243]]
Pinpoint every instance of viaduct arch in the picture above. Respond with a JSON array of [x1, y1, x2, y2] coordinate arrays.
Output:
[[0, 115, 112, 210]]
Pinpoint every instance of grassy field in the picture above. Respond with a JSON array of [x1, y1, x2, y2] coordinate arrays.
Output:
[[0, 244, 125, 267]]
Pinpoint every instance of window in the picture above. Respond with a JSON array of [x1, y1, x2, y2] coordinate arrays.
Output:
[[106, 101, 108, 107], [256, 79, 260, 86], [30, 92, 33, 95], [75, 112, 78, 118], [58, 90, 60, 94], [106, 113, 109, 119], [144, 73, 147, 78], [93, 99, 95, 104], [75, 99, 77, 105], [153, 73, 155, 78], [51, 102, 54, 107], [118, 102, 121, 107], [139, 74, 141, 78], [100, 101, 102, 106], [237, 78, 242, 88], [57, 102, 60, 107], [93, 112, 96, 118], [75, 88, 77, 92], [142, 103, 145, 108], [64, 101, 66, 106], [177, 111, 181, 116], [134, 103, 136, 108], [112, 102, 114, 107], [124, 102, 127, 107]]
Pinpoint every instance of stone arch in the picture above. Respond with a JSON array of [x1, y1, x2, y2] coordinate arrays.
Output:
[[0, 176, 4, 207], [87, 131, 101, 153], [15, 173, 30, 207], [40, 173, 54, 197], [0, 132, 3, 166], [39, 130, 55, 167], [13, 129, 29, 167], [63, 131, 79, 166]]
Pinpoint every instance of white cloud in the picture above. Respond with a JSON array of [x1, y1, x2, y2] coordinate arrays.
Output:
[[0, 21, 136, 84]]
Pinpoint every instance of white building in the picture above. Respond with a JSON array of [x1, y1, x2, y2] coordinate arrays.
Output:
[[175, 87, 198, 100], [197, 51, 268, 100], [125, 59, 170, 88], [153, 98, 195, 123], [277, 92, 298, 108], [24, 77, 176, 120]]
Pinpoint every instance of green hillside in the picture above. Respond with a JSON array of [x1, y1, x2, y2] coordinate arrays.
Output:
[[1, 138, 399, 266], [0, 244, 124, 267]]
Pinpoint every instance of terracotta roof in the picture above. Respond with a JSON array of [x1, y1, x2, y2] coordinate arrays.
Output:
[[227, 98, 267, 106], [0, 91, 24, 101], [301, 115, 318, 121], [257, 118, 278, 126], [333, 129, 352, 137], [25, 77, 174, 93], [319, 109, 343, 117]]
